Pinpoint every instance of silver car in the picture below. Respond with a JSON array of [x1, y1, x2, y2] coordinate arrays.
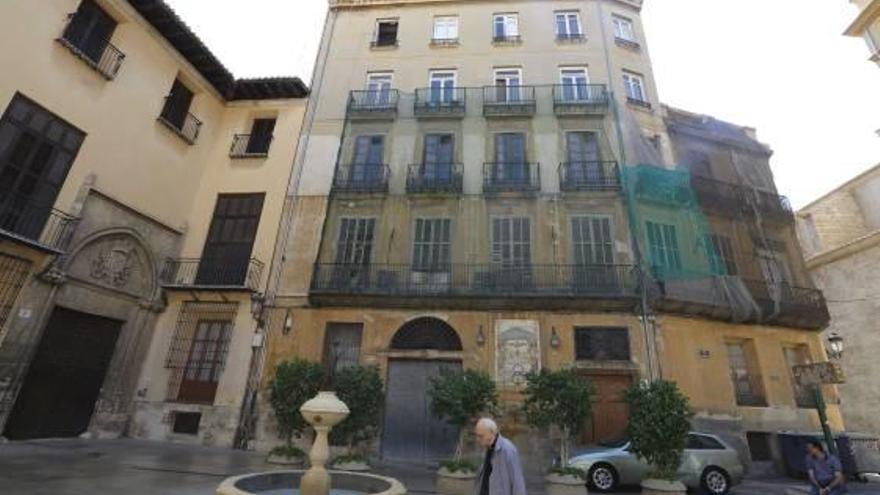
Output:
[[567, 433, 745, 494]]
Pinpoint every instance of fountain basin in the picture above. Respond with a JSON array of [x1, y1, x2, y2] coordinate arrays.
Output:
[[217, 470, 406, 495]]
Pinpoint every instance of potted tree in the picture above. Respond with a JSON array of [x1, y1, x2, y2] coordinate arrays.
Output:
[[428, 368, 499, 495], [523, 368, 594, 495], [267, 359, 324, 466], [624, 380, 692, 495], [330, 365, 384, 471]]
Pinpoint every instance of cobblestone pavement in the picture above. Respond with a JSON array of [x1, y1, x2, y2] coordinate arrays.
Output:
[[0, 439, 878, 495]]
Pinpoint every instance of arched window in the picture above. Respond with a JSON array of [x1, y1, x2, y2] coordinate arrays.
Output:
[[390, 317, 462, 351]]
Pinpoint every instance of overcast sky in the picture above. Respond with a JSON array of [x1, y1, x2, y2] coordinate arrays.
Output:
[[165, 0, 880, 208]]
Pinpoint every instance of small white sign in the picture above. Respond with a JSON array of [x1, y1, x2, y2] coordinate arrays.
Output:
[[17, 308, 32, 319]]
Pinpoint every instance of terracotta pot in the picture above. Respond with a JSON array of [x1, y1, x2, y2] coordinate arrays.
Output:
[[436, 467, 477, 495], [640, 478, 687, 495], [545, 473, 588, 495]]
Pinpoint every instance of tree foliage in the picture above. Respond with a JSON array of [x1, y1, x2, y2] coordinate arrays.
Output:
[[330, 365, 384, 456], [428, 368, 499, 462], [523, 368, 594, 467], [624, 380, 693, 481], [268, 359, 324, 447]]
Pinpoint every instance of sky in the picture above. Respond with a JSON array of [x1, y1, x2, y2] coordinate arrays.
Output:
[[164, 0, 880, 208]]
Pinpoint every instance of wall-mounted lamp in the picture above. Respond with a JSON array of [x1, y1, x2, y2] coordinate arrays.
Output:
[[476, 325, 486, 347], [826, 332, 844, 360], [283, 309, 294, 336], [550, 327, 561, 348], [250, 292, 266, 323]]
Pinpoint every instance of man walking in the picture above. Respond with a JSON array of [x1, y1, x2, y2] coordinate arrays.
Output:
[[474, 418, 527, 495]]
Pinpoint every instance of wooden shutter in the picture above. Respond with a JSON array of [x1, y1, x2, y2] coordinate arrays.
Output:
[[161, 79, 194, 129], [63, 0, 117, 62], [246, 118, 276, 154], [196, 193, 265, 285]]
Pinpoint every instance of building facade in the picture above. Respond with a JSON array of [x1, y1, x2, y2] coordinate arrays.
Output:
[[845, 0, 880, 67], [797, 164, 880, 436], [252, 0, 842, 475], [0, 0, 308, 447]]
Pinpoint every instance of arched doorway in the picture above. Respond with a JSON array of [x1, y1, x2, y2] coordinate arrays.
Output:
[[382, 317, 463, 464]]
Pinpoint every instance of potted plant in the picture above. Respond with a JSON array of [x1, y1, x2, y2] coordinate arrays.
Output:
[[329, 365, 384, 471], [267, 359, 324, 466], [523, 368, 593, 495], [624, 380, 692, 495], [428, 368, 499, 495]]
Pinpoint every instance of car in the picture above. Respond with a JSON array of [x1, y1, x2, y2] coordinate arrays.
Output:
[[565, 432, 745, 494]]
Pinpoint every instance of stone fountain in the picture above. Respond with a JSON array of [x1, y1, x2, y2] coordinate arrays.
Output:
[[216, 391, 405, 495]]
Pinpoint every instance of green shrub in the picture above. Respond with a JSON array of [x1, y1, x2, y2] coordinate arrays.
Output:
[[330, 365, 384, 455], [624, 380, 693, 481], [268, 359, 324, 447], [523, 368, 594, 467], [269, 445, 305, 459], [428, 368, 499, 467], [549, 466, 587, 480], [440, 458, 478, 474]]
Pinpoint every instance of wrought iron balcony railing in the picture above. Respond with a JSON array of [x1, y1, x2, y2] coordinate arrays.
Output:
[[158, 97, 202, 145], [482, 86, 537, 117], [414, 87, 467, 118], [332, 163, 391, 193], [556, 33, 586, 42], [347, 90, 399, 118], [160, 257, 264, 291], [483, 162, 541, 193], [492, 34, 522, 44], [615, 37, 641, 50], [406, 163, 463, 194], [229, 134, 272, 158], [742, 279, 829, 325], [0, 194, 78, 252], [689, 175, 747, 217], [58, 14, 125, 80], [311, 263, 638, 298], [553, 84, 609, 115], [626, 97, 652, 109], [559, 161, 620, 192], [747, 189, 795, 224], [430, 37, 460, 47]]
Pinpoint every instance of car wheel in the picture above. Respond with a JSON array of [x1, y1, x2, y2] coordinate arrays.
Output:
[[701, 466, 731, 495], [588, 463, 618, 492]]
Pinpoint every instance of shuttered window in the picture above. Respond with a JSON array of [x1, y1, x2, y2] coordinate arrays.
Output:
[[413, 218, 451, 272], [646, 221, 681, 275], [335, 218, 376, 265], [709, 234, 738, 275], [571, 217, 614, 265], [246, 118, 276, 155], [492, 217, 531, 266], [62, 0, 117, 63]]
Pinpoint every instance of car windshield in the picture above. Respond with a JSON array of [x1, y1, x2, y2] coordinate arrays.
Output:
[[599, 438, 629, 449]]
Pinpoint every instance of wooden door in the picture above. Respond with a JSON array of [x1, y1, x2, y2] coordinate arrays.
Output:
[[581, 374, 633, 445]]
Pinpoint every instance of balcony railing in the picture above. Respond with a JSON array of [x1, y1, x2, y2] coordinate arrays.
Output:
[[482, 86, 537, 117], [747, 189, 795, 224], [689, 175, 747, 217], [0, 194, 78, 252], [743, 279, 829, 326], [229, 134, 272, 158], [158, 98, 202, 145], [559, 161, 620, 192], [492, 34, 522, 44], [407, 163, 463, 194], [312, 263, 638, 298], [483, 162, 541, 193], [430, 37, 460, 47], [615, 37, 641, 50], [160, 258, 264, 291], [553, 84, 609, 115], [414, 88, 467, 118], [627, 97, 652, 109], [556, 33, 586, 42], [332, 163, 390, 193], [347, 90, 399, 119], [58, 14, 125, 80]]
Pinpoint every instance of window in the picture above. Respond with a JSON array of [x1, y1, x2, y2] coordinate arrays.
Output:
[[0, 255, 31, 333], [686, 434, 726, 450], [62, 0, 117, 63], [0, 94, 84, 241], [574, 327, 629, 361], [783, 344, 814, 408], [177, 319, 233, 403], [197, 193, 265, 286], [413, 218, 452, 272], [365, 73, 394, 106], [335, 218, 376, 265], [493, 132, 527, 182], [757, 248, 792, 285], [423, 133, 455, 170], [494, 68, 523, 102], [612, 15, 636, 42], [555, 11, 582, 39], [373, 19, 399, 47], [559, 68, 591, 101], [433, 16, 459, 42], [646, 222, 682, 275], [350, 135, 385, 185], [160, 78, 195, 130], [244, 118, 276, 155], [322, 323, 363, 384], [747, 432, 774, 461], [709, 234, 738, 276], [493, 14, 519, 40], [429, 71, 457, 103], [571, 217, 614, 265], [172, 412, 201, 435], [492, 217, 531, 266], [623, 72, 648, 105], [725, 340, 767, 407]]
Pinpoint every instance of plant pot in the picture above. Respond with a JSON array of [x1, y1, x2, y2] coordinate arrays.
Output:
[[266, 454, 305, 467], [436, 467, 477, 495], [545, 473, 588, 495], [332, 460, 371, 471], [640, 479, 686, 495]]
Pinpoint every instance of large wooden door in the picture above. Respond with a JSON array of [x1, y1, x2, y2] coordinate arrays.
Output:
[[581, 374, 633, 445], [382, 360, 461, 464], [3, 307, 122, 440]]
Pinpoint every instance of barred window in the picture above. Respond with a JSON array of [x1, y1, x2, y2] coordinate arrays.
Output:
[[0, 254, 31, 334], [574, 327, 630, 361]]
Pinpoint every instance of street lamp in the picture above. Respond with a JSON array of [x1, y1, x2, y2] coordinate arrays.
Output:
[[827, 332, 844, 361]]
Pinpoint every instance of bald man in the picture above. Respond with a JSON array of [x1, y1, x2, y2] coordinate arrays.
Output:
[[474, 418, 527, 495]]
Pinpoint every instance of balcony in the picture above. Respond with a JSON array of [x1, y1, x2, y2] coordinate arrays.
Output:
[[556, 33, 586, 43], [160, 258, 264, 291], [414, 88, 467, 118], [347, 90, 399, 120], [743, 279, 830, 329], [0, 194, 78, 253], [229, 134, 272, 158], [310, 263, 639, 310], [58, 14, 125, 80], [492, 34, 522, 45], [406, 163, 463, 194], [689, 175, 747, 217], [430, 37, 460, 47], [553, 84, 609, 116], [559, 161, 621, 192], [483, 162, 541, 193], [615, 37, 641, 51], [482, 86, 536, 117], [332, 163, 390, 194], [158, 99, 202, 145], [746, 189, 795, 224]]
